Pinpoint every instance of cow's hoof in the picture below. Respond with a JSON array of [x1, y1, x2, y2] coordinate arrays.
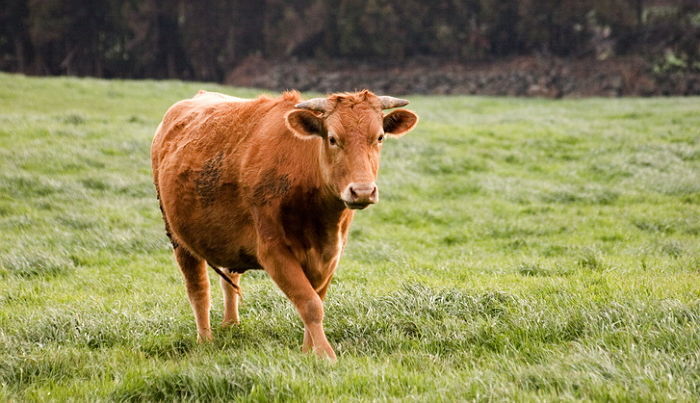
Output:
[[221, 319, 240, 328], [197, 331, 213, 343], [313, 346, 337, 362]]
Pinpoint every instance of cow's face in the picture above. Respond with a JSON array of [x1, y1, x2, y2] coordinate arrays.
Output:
[[286, 91, 418, 209]]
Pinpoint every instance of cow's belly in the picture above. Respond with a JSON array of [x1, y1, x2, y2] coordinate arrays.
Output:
[[159, 162, 260, 271], [185, 222, 261, 272], [170, 203, 259, 269]]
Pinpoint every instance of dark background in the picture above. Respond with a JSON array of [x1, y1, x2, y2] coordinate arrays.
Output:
[[1, 0, 698, 95]]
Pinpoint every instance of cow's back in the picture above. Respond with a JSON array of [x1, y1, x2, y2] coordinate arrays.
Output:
[[152, 91, 264, 175]]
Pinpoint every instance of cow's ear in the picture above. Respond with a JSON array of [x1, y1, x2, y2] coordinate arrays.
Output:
[[285, 110, 326, 138], [383, 109, 419, 137]]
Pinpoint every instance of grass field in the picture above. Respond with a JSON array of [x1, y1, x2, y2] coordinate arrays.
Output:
[[0, 72, 699, 401]]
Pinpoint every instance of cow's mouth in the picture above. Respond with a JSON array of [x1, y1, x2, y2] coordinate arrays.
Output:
[[344, 201, 372, 210]]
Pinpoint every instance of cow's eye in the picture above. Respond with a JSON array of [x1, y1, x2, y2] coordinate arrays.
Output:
[[377, 134, 385, 143], [329, 136, 338, 146]]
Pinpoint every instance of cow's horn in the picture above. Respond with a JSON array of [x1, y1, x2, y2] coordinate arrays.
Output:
[[378, 96, 409, 109], [295, 98, 330, 112]]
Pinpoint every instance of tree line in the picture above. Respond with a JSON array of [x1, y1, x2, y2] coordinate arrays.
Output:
[[1, 0, 698, 82]]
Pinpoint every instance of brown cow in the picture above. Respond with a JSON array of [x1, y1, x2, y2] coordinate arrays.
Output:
[[151, 89, 418, 360]]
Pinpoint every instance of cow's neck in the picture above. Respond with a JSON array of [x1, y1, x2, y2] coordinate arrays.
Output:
[[282, 180, 349, 224], [280, 171, 352, 250]]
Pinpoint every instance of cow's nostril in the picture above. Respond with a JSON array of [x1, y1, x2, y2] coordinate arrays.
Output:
[[344, 183, 378, 206]]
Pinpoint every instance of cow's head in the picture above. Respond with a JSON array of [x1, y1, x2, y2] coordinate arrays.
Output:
[[285, 90, 418, 209]]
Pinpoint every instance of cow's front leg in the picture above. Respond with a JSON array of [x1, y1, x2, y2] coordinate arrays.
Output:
[[302, 328, 313, 353], [258, 241, 336, 361], [302, 280, 332, 353]]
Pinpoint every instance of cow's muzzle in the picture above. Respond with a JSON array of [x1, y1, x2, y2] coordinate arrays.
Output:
[[342, 182, 378, 210]]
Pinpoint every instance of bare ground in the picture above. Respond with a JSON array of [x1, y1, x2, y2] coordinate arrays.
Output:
[[227, 55, 700, 97]]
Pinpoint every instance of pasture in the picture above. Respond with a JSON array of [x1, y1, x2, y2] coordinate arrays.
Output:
[[0, 72, 699, 401]]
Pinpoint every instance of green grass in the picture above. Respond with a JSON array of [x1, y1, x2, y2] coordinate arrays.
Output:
[[1, 72, 699, 401]]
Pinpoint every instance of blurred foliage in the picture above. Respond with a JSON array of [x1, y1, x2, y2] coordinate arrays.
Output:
[[0, 0, 698, 81]]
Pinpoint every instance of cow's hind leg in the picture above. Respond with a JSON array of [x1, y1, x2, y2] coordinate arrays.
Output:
[[174, 247, 212, 342], [220, 272, 241, 326]]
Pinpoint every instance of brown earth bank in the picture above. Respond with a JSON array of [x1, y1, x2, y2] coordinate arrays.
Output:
[[226, 56, 700, 97]]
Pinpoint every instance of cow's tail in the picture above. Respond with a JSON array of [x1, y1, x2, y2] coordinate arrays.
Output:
[[208, 264, 243, 297]]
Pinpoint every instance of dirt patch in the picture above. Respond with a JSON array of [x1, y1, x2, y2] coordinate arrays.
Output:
[[252, 168, 291, 206], [195, 152, 224, 206], [226, 56, 700, 97]]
